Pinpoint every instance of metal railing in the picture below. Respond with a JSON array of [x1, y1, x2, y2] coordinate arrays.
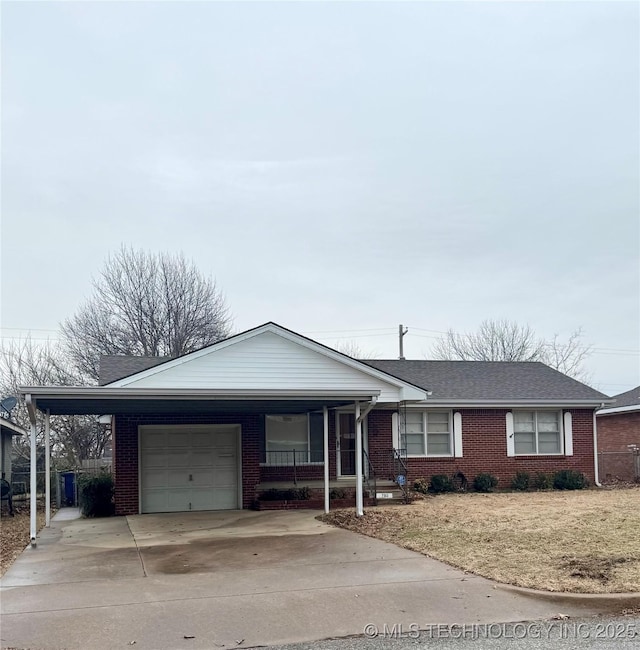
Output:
[[362, 449, 377, 505], [391, 448, 410, 503], [261, 450, 324, 486]]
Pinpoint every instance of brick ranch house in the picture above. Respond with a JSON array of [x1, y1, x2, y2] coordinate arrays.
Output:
[[21, 322, 610, 518], [596, 386, 640, 482]]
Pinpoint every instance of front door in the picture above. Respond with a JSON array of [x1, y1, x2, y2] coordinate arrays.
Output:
[[338, 413, 356, 476]]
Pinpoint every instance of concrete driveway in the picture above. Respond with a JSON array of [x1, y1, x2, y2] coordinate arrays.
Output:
[[0, 508, 618, 650]]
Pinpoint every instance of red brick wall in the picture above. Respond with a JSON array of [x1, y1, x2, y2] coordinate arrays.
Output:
[[113, 413, 263, 515], [367, 409, 596, 487], [114, 407, 597, 514], [597, 412, 640, 452]]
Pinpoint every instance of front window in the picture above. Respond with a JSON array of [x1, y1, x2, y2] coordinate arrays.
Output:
[[400, 411, 452, 456], [514, 411, 561, 454], [264, 413, 324, 464]]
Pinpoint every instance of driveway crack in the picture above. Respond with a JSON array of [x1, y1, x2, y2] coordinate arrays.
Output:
[[126, 516, 147, 578]]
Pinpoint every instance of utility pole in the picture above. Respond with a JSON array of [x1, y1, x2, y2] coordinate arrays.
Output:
[[398, 324, 408, 360]]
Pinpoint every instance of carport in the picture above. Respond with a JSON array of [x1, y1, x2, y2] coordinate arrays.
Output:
[[21, 386, 381, 543]]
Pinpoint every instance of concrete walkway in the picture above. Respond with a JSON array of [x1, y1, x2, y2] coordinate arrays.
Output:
[[0, 508, 628, 650]]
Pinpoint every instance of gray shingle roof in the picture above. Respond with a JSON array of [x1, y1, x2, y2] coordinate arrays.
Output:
[[601, 386, 640, 410], [363, 360, 609, 402], [100, 349, 609, 403], [99, 356, 171, 386]]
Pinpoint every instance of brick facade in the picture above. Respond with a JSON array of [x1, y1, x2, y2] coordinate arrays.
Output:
[[597, 412, 640, 452], [113, 407, 597, 514], [597, 411, 640, 481]]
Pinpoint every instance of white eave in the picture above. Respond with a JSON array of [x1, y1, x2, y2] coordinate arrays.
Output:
[[403, 398, 612, 409], [0, 418, 26, 436], [597, 404, 640, 416]]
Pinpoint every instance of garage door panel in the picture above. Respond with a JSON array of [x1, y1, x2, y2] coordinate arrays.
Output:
[[140, 425, 239, 514], [190, 469, 214, 487], [190, 449, 215, 467], [167, 450, 190, 468], [143, 450, 168, 469], [213, 467, 236, 487], [167, 432, 190, 447], [167, 489, 191, 511], [142, 431, 167, 450]]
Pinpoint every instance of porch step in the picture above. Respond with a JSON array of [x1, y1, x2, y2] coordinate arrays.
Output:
[[368, 488, 409, 504]]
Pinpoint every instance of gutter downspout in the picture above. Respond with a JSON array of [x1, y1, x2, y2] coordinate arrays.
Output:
[[25, 395, 38, 547], [593, 404, 605, 487]]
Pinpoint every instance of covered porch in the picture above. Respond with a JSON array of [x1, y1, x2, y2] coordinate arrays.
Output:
[[20, 386, 392, 544]]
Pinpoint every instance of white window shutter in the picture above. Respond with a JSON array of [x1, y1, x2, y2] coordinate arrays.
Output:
[[453, 412, 463, 457], [563, 411, 573, 456], [506, 411, 515, 457]]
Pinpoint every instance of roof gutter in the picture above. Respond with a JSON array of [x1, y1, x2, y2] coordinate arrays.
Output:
[[401, 399, 613, 408], [597, 404, 640, 416]]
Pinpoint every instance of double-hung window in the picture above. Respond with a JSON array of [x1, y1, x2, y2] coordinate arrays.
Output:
[[513, 411, 562, 455], [400, 411, 452, 456], [264, 413, 324, 465]]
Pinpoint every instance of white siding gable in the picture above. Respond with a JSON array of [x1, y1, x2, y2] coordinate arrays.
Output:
[[116, 329, 417, 402]]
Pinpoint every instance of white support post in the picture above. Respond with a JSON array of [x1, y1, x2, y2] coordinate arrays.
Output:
[[30, 421, 37, 546], [323, 406, 329, 514], [45, 409, 51, 527], [355, 402, 364, 517]]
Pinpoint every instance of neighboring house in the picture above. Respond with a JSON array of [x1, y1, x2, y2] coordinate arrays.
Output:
[[596, 386, 640, 482], [0, 418, 25, 482], [20, 322, 609, 516]]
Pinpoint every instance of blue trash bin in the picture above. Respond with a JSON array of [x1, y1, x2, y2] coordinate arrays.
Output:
[[62, 472, 76, 506]]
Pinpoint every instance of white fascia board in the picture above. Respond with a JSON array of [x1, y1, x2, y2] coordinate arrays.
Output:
[[106, 322, 428, 400], [404, 399, 610, 409], [20, 386, 382, 401], [0, 418, 26, 436], [597, 405, 640, 416]]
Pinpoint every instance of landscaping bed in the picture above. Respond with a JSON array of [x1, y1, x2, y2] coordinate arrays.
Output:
[[0, 505, 47, 576], [320, 487, 640, 594]]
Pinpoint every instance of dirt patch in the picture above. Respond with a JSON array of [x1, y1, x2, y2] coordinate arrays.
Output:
[[560, 556, 637, 583], [0, 505, 47, 576], [320, 487, 640, 594]]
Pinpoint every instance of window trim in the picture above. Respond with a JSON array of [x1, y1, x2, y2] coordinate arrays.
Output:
[[262, 413, 324, 466], [400, 410, 454, 458], [512, 409, 564, 456]]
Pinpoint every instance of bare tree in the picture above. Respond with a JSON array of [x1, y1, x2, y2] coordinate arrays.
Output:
[[431, 319, 592, 381], [0, 339, 110, 465], [540, 328, 593, 383], [61, 246, 232, 382], [332, 340, 379, 360], [432, 320, 544, 362]]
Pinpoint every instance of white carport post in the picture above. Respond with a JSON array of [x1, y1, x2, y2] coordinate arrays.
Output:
[[45, 409, 51, 527], [355, 402, 363, 517], [323, 406, 329, 513], [25, 395, 38, 547]]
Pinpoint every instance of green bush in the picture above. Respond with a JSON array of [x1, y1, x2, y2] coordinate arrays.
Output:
[[429, 474, 455, 494], [330, 488, 347, 500], [78, 473, 114, 517], [473, 473, 499, 493], [553, 469, 588, 490], [413, 478, 430, 495], [534, 472, 553, 490], [511, 472, 530, 491], [258, 486, 312, 501]]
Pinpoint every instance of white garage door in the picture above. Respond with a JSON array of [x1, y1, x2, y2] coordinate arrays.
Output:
[[139, 424, 240, 513]]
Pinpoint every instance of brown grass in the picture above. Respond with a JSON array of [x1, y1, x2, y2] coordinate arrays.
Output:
[[0, 505, 47, 576], [321, 487, 640, 594]]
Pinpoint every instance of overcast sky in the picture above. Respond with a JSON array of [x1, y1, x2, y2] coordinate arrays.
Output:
[[1, 1, 638, 394]]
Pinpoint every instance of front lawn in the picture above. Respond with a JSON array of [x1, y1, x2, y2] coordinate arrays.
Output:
[[321, 487, 640, 594]]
